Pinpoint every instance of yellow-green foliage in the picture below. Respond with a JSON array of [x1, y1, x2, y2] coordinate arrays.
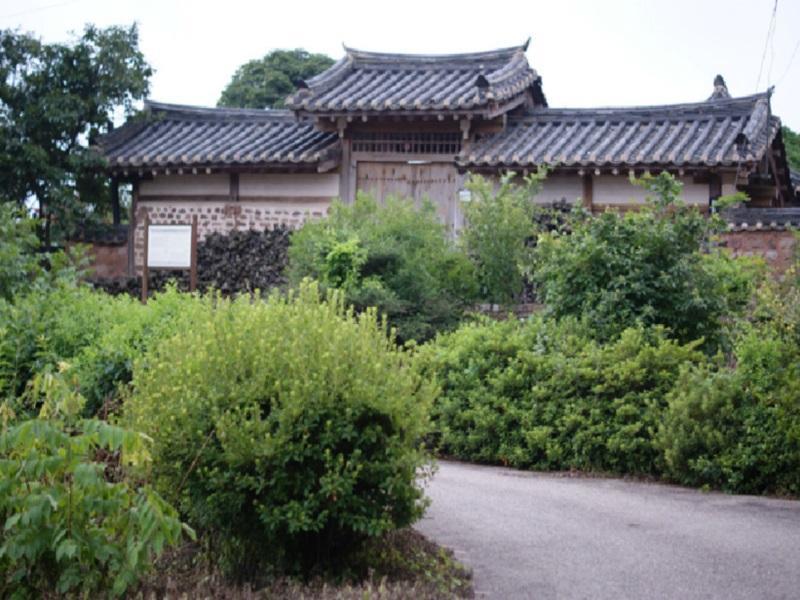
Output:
[[0, 284, 137, 402], [125, 281, 435, 575], [71, 286, 205, 416]]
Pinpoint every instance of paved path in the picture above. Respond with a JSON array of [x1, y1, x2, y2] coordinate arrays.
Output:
[[416, 461, 800, 600]]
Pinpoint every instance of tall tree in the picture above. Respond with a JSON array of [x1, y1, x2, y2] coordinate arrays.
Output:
[[783, 125, 800, 172], [0, 24, 152, 244], [218, 49, 333, 109]]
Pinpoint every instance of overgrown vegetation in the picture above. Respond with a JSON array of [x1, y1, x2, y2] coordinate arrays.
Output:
[[124, 281, 436, 578], [420, 318, 704, 474], [0, 369, 189, 598], [289, 194, 478, 342], [417, 172, 799, 495], [3, 158, 799, 596], [461, 169, 547, 304], [530, 173, 763, 350]]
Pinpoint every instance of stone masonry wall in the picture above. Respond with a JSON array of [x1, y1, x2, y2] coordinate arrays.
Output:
[[133, 198, 329, 275], [721, 230, 797, 273]]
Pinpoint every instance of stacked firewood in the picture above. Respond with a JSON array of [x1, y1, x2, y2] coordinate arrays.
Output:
[[93, 227, 291, 297]]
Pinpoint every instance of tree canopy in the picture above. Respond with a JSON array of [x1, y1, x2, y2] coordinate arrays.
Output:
[[783, 125, 800, 172], [218, 49, 334, 109], [0, 24, 151, 243]]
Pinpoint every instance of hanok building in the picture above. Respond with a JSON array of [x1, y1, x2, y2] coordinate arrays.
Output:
[[98, 41, 797, 277]]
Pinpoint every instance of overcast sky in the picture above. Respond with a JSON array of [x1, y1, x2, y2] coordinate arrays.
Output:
[[1, 0, 799, 129]]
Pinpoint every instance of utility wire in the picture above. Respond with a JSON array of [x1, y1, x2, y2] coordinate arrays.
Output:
[[755, 0, 778, 91], [776, 36, 800, 86], [0, 0, 78, 21]]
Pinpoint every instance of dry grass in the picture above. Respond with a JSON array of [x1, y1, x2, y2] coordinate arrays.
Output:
[[131, 529, 473, 599]]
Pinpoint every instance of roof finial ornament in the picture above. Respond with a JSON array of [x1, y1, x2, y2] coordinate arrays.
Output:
[[522, 37, 531, 52], [708, 74, 731, 101]]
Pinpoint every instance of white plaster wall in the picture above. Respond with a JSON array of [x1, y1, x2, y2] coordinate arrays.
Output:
[[593, 176, 708, 206], [721, 173, 737, 197], [139, 174, 229, 197], [536, 174, 583, 204], [239, 173, 340, 198]]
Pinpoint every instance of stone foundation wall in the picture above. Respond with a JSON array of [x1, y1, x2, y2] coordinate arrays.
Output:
[[721, 230, 797, 273], [133, 198, 330, 274]]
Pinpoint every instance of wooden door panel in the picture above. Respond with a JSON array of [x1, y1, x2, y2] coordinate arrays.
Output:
[[356, 161, 464, 234]]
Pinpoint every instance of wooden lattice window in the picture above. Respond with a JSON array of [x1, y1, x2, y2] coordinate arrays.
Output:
[[351, 132, 461, 154]]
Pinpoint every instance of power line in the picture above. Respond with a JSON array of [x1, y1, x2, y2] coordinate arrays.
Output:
[[755, 0, 778, 91], [0, 0, 78, 21], [776, 35, 800, 86]]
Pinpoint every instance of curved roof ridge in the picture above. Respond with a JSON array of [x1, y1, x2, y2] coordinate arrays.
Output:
[[340, 41, 530, 64], [145, 100, 296, 120], [512, 92, 770, 121]]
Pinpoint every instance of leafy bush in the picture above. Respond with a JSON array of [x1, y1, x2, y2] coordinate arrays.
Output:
[[460, 170, 547, 304], [124, 281, 435, 576], [288, 194, 477, 343], [658, 324, 800, 495], [531, 173, 762, 350], [420, 316, 704, 474], [0, 283, 136, 403], [71, 286, 203, 416], [0, 205, 42, 303], [0, 370, 189, 598]]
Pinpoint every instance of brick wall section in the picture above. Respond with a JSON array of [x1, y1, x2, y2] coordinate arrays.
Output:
[[67, 242, 129, 279], [133, 198, 329, 274], [721, 230, 797, 273]]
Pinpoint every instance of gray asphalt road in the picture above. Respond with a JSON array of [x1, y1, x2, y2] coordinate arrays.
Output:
[[416, 461, 800, 600]]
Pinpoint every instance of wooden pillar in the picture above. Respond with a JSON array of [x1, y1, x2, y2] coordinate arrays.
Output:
[[339, 137, 355, 203], [709, 174, 722, 211], [110, 176, 121, 225], [190, 214, 198, 292], [229, 173, 240, 202], [141, 212, 149, 304], [582, 173, 594, 212], [128, 180, 139, 277]]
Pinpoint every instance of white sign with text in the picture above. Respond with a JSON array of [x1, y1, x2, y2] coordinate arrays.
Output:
[[147, 225, 192, 268]]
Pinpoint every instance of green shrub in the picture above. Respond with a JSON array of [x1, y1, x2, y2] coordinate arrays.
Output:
[[531, 173, 762, 350], [124, 281, 435, 576], [0, 283, 135, 403], [0, 370, 189, 598], [420, 316, 704, 474], [460, 170, 547, 304], [288, 194, 478, 343], [658, 324, 800, 494], [71, 286, 204, 416], [0, 205, 42, 303]]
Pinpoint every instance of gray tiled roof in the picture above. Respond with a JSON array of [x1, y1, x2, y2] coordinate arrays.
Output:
[[285, 42, 545, 116], [100, 101, 340, 171], [723, 207, 800, 231], [461, 93, 778, 169]]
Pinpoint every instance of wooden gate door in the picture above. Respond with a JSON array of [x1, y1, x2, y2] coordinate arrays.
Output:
[[356, 161, 463, 234]]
